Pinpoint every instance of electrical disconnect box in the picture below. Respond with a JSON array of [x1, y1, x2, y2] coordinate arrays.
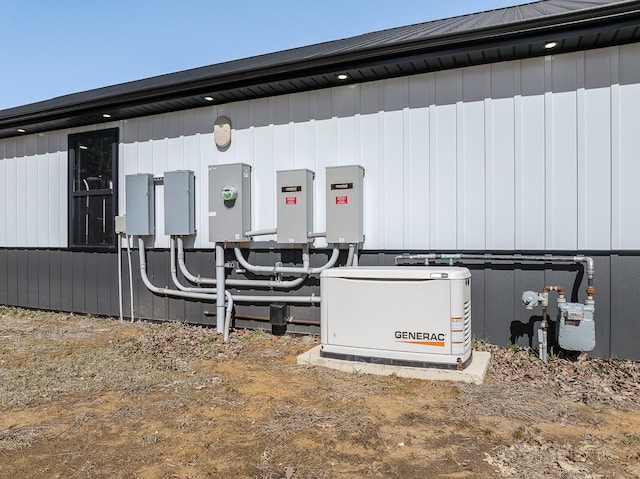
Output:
[[326, 165, 364, 244], [164, 170, 196, 235], [277, 169, 314, 244], [320, 266, 472, 369], [208, 163, 251, 243], [125, 173, 155, 235], [557, 302, 596, 352]]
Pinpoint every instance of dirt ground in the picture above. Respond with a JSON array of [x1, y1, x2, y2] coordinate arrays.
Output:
[[1, 307, 639, 479]]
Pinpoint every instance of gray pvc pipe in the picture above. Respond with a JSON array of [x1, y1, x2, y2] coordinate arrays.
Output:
[[176, 237, 308, 289], [234, 246, 340, 275], [170, 238, 217, 293], [216, 244, 225, 335]]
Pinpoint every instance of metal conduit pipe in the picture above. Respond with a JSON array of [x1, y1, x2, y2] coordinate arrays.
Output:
[[176, 237, 308, 289], [394, 252, 596, 300], [126, 235, 135, 322], [117, 233, 124, 322], [234, 246, 340, 275]]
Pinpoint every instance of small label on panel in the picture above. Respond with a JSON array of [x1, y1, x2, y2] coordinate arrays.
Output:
[[209, 211, 217, 217], [335, 196, 348, 205], [282, 186, 302, 193], [285, 197, 297, 205], [331, 183, 353, 190]]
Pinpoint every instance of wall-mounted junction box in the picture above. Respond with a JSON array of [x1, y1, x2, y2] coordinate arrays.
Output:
[[326, 165, 364, 244], [208, 163, 251, 243], [125, 173, 155, 235], [164, 170, 196, 235], [320, 266, 472, 369], [277, 169, 314, 244]]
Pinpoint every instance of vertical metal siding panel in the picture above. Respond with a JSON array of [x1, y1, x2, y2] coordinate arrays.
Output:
[[182, 112, 202, 246], [27, 251, 39, 308], [273, 96, 294, 172], [359, 83, 381, 249], [37, 250, 49, 308], [48, 134, 63, 248], [433, 70, 458, 249], [518, 58, 546, 249], [167, 111, 185, 171], [235, 102, 254, 168], [49, 250, 62, 311], [5, 156, 17, 247], [408, 75, 431, 249], [96, 253, 112, 315], [0, 151, 6, 247], [37, 151, 49, 247], [334, 85, 360, 166], [152, 116, 169, 249], [72, 253, 85, 312], [548, 53, 579, 250], [611, 255, 640, 360], [17, 250, 28, 306], [616, 44, 640, 249], [7, 249, 18, 304], [197, 107, 216, 248], [292, 93, 314, 171], [122, 120, 139, 218], [460, 66, 486, 250], [60, 251, 73, 312], [57, 134, 68, 248], [483, 266, 515, 344], [382, 78, 406, 249], [151, 250, 169, 320], [252, 98, 276, 233], [84, 253, 99, 314], [579, 50, 612, 250], [489, 63, 516, 250], [135, 248, 155, 320], [16, 145, 28, 246], [0, 250, 6, 304]]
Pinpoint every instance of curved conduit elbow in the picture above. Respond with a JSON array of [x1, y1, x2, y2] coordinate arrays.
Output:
[[234, 246, 340, 275], [176, 237, 308, 289]]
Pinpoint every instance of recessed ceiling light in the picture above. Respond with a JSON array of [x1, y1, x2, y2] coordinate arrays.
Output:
[[16, 128, 26, 133], [79, 145, 88, 150], [102, 113, 112, 118], [545, 41, 558, 49], [336, 73, 349, 80], [204, 96, 214, 101]]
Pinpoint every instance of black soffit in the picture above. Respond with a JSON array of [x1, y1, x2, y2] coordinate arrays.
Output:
[[1, 0, 639, 139]]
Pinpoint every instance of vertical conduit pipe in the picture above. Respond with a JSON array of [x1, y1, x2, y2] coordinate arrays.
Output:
[[126, 235, 135, 322], [117, 233, 124, 322], [216, 243, 225, 334]]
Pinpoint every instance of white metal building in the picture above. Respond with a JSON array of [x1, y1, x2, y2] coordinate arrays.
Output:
[[1, 0, 639, 359]]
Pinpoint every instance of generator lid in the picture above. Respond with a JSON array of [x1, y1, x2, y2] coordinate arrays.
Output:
[[320, 266, 470, 280]]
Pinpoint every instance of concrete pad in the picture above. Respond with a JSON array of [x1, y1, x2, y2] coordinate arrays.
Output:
[[297, 346, 490, 384]]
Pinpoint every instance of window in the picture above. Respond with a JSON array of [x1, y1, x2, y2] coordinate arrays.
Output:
[[68, 128, 118, 249]]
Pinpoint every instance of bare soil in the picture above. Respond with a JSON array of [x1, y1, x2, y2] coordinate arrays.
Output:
[[1, 306, 639, 478]]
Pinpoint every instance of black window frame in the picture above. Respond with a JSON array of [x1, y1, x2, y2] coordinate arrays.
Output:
[[68, 128, 119, 251]]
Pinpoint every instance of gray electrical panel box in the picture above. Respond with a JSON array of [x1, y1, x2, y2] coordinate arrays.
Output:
[[277, 169, 314, 244], [164, 170, 196, 235], [325, 165, 365, 244], [208, 163, 251, 243], [125, 173, 155, 235]]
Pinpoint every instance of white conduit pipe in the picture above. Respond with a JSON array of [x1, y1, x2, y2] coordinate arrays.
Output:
[[223, 290, 233, 343], [170, 238, 216, 293], [215, 244, 226, 335], [234, 246, 340, 275], [176, 237, 308, 289], [117, 234, 124, 322], [139, 239, 321, 307], [245, 228, 277, 238], [126, 235, 135, 322]]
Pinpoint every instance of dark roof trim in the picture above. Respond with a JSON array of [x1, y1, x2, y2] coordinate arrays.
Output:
[[1, 0, 639, 139]]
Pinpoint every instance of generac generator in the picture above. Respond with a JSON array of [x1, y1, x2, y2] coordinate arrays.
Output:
[[320, 266, 472, 369]]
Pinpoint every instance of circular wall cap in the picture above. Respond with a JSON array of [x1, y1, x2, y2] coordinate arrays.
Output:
[[214, 116, 232, 148]]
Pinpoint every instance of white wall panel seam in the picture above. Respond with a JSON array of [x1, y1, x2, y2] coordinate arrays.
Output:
[[484, 66, 493, 249], [577, 52, 587, 249], [544, 55, 553, 249], [610, 47, 620, 250], [455, 72, 463, 250]]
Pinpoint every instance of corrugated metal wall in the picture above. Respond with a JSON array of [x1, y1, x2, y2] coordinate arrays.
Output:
[[1, 44, 640, 251]]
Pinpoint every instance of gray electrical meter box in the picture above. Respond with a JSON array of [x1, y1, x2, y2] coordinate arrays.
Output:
[[126, 173, 155, 235], [277, 169, 314, 244], [164, 170, 196, 235], [326, 165, 364, 244], [208, 163, 251, 243], [556, 302, 596, 352]]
